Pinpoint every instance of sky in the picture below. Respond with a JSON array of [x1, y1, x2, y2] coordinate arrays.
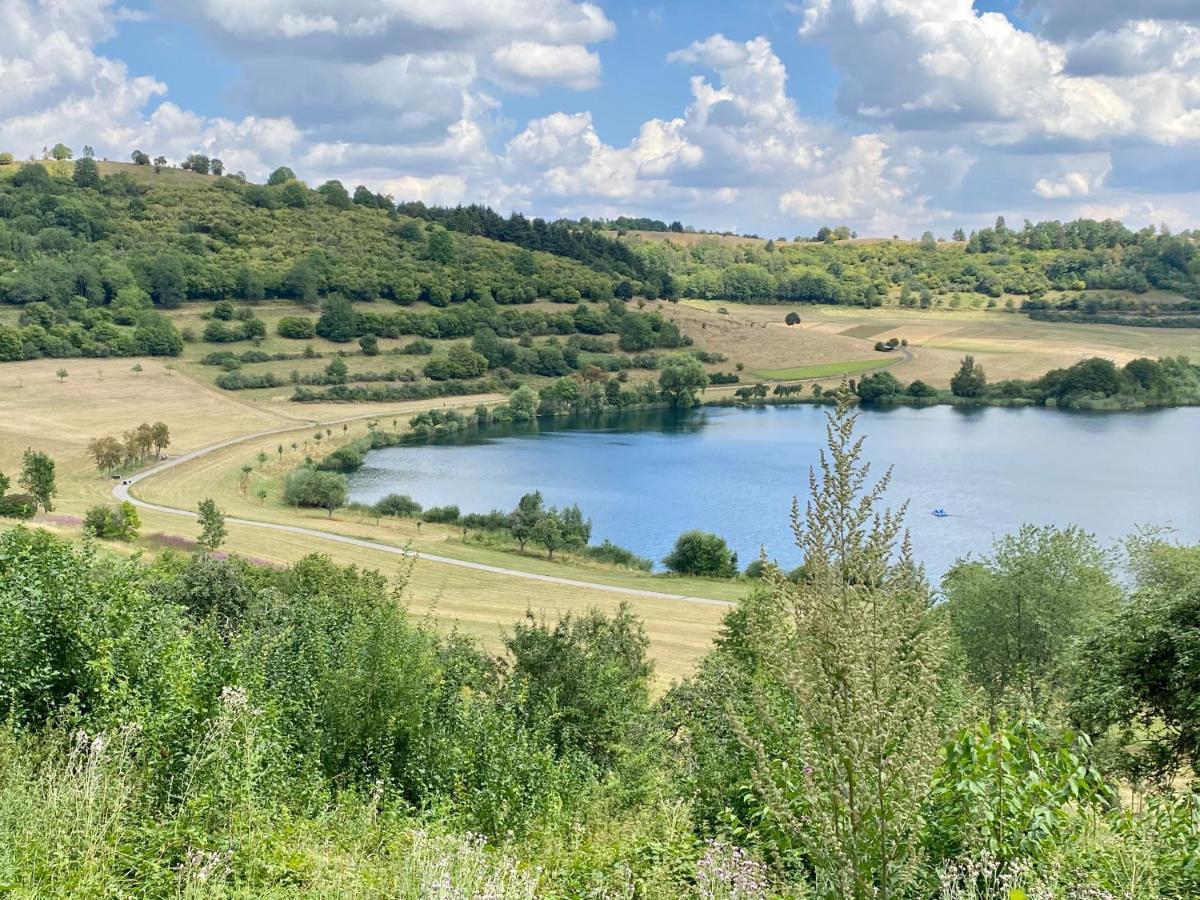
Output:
[[3, 0, 1200, 236]]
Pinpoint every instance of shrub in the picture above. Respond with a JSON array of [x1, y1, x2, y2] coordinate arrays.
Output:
[[422, 505, 461, 524], [0, 494, 37, 519], [82, 501, 140, 540], [282, 467, 347, 516], [663, 530, 738, 577], [581, 539, 653, 571], [276, 316, 316, 339], [317, 445, 364, 473]]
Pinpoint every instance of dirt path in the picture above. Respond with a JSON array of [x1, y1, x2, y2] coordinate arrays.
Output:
[[114, 420, 734, 609]]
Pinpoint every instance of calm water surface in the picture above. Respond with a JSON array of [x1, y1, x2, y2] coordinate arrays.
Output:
[[347, 405, 1200, 580]]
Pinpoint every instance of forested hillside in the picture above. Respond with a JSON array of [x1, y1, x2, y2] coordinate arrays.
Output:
[[620, 218, 1200, 310]]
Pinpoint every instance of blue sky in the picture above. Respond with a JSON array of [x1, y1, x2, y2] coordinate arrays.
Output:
[[5, 0, 1200, 234]]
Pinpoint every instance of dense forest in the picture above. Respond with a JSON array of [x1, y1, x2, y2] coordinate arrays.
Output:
[[2, 401, 1198, 896]]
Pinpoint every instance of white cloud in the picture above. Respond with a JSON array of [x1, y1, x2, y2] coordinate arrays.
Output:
[[490, 41, 601, 92], [798, 0, 1200, 147], [1033, 156, 1111, 198]]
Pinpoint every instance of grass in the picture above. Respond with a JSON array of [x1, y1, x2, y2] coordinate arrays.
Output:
[[0, 357, 737, 683], [753, 358, 894, 381]]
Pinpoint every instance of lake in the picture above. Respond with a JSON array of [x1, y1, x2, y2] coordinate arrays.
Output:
[[346, 404, 1200, 581]]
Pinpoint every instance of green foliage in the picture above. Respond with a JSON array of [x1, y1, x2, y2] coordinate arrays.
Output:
[[1069, 539, 1200, 784], [196, 497, 226, 550], [276, 315, 315, 338], [18, 448, 56, 512], [925, 721, 1114, 865], [943, 525, 1120, 714], [663, 530, 737, 577], [950, 355, 988, 398], [282, 467, 348, 517], [658, 353, 708, 407], [374, 493, 422, 517], [505, 603, 653, 768], [855, 369, 903, 402], [83, 501, 140, 540], [705, 400, 945, 895]]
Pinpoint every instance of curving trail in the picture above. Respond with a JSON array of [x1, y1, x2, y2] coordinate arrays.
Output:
[[114, 423, 734, 609]]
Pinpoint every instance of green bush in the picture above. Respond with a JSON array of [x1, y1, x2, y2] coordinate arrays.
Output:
[[276, 315, 315, 339], [662, 530, 738, 577], [0, 494, 37, 519]]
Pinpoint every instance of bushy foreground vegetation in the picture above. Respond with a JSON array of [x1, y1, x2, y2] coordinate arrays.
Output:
[[2, 401, 1198, 896]]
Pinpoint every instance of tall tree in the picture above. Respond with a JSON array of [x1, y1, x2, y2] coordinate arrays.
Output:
[[197, 498, 226, 552], [950, 355, 987, 398], [18, 449, 56, 512]]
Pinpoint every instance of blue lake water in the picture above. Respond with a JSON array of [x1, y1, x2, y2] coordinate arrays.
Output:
[[346, 404, 1200, 581]]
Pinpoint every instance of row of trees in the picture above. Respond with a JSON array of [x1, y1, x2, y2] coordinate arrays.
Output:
[[87, 421, 170, 473]]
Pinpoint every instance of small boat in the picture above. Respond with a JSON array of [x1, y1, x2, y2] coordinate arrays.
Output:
[[932, 508, 948, 518]]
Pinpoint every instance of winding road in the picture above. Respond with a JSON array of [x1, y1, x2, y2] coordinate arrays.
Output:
[[113, 423, 734, 609]]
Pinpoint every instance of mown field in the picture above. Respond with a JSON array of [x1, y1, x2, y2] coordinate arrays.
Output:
[[671, 298, 1200, 390], [0, 356, 734, 682]]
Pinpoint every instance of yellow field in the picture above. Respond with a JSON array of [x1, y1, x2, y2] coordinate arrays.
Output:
[[0, 357, 736, 683], [675, 299, 1200, 389]]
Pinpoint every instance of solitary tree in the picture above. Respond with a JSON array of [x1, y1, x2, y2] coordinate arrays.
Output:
[[197, 498, 226, 551], [131, 363, 143, 377], [55, 368, 68, 383], [658, 354, 708, 407], [509, 491, 544, 551], [785, 311, 802, 326], [950, 355, 987, 398], [18, 449, 56, 512], [50, 143, 72, 161], [256, 451, 268, 469]]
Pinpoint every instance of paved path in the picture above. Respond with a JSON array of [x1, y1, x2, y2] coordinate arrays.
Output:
[[114, 423, 734, 609]]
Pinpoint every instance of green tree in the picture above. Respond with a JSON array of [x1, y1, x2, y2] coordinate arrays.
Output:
[[785, 311, 801, 326], [72, 157, 100, 189], [325, 356, 349, 384], [663, 530, 737, 577], [267, 165, 296, 185], [507, 384, 540, 422], [1068, 539, 1200, 784], [508, 491, 544, 551], [504, 604, 652, 768], [315, 295, 357, 342], [950, 355, 987, 398], [318, 179, 352, 209], [151, 421, 171, 457], [283, 467, 347, 517], [943, 525, 1119, 714], [426, 228, 456, 264], [55, 368, 68, 383], [196, 498, 226, 551], [87, 436, 123, 472], [18, 449, 56, 512], [533, 509, 567, 559], [658, 353, 708, 407], [148, 254, 188, 308], [50, 143, 72, 160]]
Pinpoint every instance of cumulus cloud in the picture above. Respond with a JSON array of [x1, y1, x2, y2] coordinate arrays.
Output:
[[1021, 0, 1200, 40], [1033, 155, 1112, 198], [797, 0, 1200, 147], [490, 41, 601, 92]]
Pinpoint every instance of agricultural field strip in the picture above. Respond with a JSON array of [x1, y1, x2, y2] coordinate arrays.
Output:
[[115, 426, 733, 609]]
